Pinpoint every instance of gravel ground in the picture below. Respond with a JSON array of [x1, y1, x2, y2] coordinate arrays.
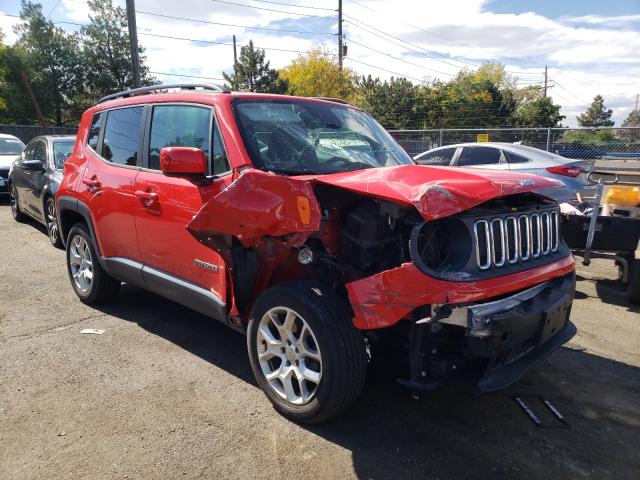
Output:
[[1, 202, 638, 480]]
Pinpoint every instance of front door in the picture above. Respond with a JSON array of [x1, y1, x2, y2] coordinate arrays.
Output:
[[134, 103, 233, 301], [19, 138, 48, 221], [81, 107, 143, 260]]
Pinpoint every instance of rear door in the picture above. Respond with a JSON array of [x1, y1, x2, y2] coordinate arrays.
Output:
[[454, 146, 506, 170], [81, 107, 143, 259], [134, 103, 233, 301]]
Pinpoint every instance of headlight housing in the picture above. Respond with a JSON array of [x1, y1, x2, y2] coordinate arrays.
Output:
[[409, 218, 473, 277]]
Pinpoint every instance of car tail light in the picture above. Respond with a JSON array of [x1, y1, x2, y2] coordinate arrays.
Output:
[[546, 166, 583, 177]]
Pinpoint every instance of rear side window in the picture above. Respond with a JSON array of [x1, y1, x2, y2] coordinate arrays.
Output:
[[87, 112, 103, 151], [33, 141, 47, 163], [102, 107, 143, 166], [149, 105, 211, 170], [504, 150, 530, 164], [458, 147, 501, 166], [53, 141, 74, 168], [416, 148, 456, 166]]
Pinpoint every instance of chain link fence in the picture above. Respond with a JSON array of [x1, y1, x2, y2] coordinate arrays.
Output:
[[0, 124, 78, 144], [389, 127, 640, 171]]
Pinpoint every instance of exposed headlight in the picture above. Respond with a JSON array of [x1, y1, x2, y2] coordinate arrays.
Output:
[[409, 218, 472, 275]]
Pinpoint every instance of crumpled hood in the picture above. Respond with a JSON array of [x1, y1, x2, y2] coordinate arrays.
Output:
[[308, 164, 562, 220]]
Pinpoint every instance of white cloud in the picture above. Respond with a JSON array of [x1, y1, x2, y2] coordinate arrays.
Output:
[[4, 0, 639, 126], [0, 11, 21, 44], [560, 14, 640, 27]]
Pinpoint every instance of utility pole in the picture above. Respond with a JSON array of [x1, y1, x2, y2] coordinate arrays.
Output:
[[635, 93, 639, 112], [232, 35, 238, 90], [338, 0, 343, 69], [233, 35, 238, 67], [126, 0, 141, 88], [543, 65, 548, 98]]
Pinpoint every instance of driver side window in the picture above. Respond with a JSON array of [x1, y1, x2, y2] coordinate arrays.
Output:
[[149, 105, 211, 171]]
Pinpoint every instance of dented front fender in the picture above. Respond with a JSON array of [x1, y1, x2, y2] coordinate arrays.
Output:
[[187, 169, 321, 247]]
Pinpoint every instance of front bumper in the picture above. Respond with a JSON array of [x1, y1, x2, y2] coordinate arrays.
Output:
[[398, 271, 576, 393]]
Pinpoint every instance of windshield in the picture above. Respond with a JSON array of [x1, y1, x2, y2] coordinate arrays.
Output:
[[233, 98, 413, 175], [53, 141, 74, 168], [0, 137, 25, 155]]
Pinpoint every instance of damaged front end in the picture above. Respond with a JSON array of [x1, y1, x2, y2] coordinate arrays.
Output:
[[398, 272, 576, 393], [187, 165, 576, 393]]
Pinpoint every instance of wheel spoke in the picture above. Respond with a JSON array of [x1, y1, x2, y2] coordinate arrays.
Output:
[[280, 368, 298, 401], [256, 306, 322, 405], [298, 362, 321, 384]]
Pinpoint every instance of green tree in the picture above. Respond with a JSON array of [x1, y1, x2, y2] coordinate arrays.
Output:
[[354, 75, 427, 129], [0, 44, 44, 124], [223, 40, 287, 93], [280, 47, 356, 99], [437, 69, 516, 128], [513, 86, 565, 127], [81, 0, 155, 98], [577, 95, 614, 127], [14, 1, 84, 125], [619, 109, 640, 141]]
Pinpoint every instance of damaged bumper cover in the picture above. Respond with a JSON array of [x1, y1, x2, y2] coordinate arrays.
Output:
[[399, 271, 576, 393]]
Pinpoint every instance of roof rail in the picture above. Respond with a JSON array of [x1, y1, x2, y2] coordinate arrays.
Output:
[[98, 83, 230, 104], [313, 97, 353, 106]]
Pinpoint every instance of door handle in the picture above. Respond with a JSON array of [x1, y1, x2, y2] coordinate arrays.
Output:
[[135, 190, 158, 204], [82, 177, 101, 188]]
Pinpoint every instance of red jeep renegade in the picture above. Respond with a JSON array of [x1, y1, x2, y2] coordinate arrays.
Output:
[[56, 84, 576, 423]]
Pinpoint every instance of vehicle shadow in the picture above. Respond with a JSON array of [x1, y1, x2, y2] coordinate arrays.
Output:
[[98, 284, 640, 479], [595, 279, 640, 313]]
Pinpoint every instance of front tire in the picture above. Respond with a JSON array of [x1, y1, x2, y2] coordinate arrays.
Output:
[[66, 223, 120, 304], [45, 197, 63, 248], [9, 183, 26, 222], [247, 281, 367, 424]]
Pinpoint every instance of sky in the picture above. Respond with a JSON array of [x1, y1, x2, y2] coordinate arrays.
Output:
[[1, 0, 639, 127]]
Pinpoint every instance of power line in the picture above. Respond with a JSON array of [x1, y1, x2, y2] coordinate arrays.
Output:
[[138, 31, 306, 54], [345, 0, 548, 76], [345, 57, 427, 84], [344, 16, 467, 72], [208, 0, 334, 19], [242, 0, 335, 11], [46, 0, 62, 18], [136, 10, 335, 36], [347, 38, 455, 77], [151, 71, 226, 81]]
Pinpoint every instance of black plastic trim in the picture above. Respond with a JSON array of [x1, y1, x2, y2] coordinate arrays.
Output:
[[141, 264, 229, 325]]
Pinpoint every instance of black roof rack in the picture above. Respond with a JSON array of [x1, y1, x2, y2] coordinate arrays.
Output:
[[98, 83, 230, 104], [313, 97, 353, 106]]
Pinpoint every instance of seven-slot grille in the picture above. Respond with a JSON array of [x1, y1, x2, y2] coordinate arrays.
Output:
[[473, 210, 560, 270]]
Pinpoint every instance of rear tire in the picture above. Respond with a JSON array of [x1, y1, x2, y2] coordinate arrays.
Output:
[[66, 223, 120, 304], [45, 197, 63, 249], [9, 183, 26, 222], [627, 258, 640, 305], [247, 281, 367, 424]]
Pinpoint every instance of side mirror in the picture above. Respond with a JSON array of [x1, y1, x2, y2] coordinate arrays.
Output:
[[160, 147, 207, 178], [22, 159, 45, 172]]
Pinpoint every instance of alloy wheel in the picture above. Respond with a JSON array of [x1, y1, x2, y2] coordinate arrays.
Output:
[[256, 307, 322, 405], [46, 199, 59, 244], [69, 235, 93, 292]]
